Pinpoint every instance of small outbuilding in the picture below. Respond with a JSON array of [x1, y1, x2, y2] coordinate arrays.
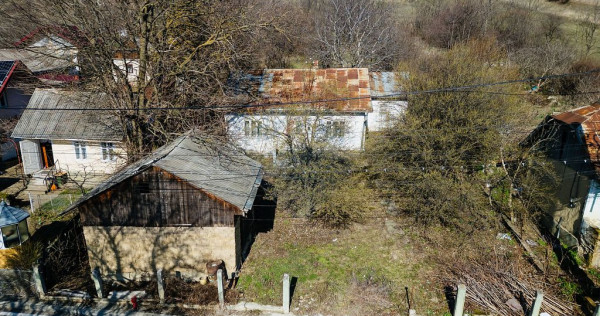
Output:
[[63, 134, 263, 280], [0, 201, 30, 249]]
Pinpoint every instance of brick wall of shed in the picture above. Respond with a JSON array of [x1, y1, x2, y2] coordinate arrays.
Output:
[[83, 226, 236, 280]]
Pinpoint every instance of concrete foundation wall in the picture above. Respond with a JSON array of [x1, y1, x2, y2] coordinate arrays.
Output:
[[83, 226, 236, 280]]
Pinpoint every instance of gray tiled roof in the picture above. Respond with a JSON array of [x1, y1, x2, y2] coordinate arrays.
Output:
[[0, 201, 29, 227], [63, 134, 263, 214], [11, 88, 122, 141]]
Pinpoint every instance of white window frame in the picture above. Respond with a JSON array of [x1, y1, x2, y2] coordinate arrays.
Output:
[[244, 120, 251, 136], [244, 120, 262, 137], [101, 142, 116, 161], [251, 121, 262, 137], [326, 120, 345, 138], [73, 141, 87, 160]]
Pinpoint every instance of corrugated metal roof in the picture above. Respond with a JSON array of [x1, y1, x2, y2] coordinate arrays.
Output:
[[256, 68, 372, 111], [0, 201, 29, 227], [11, 88, 122, 141], [553, 104, 600, 175], [369, 72, 401, 98], [229, 69, 409, 110], [63, 134, 263, 215], [0, 48, 75, 73]]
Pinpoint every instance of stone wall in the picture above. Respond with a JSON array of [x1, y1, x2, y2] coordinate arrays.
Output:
[[83, 226, 237, 280]]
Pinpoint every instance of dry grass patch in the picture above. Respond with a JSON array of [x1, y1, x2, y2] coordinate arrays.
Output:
[[238, 216, 580, 315]]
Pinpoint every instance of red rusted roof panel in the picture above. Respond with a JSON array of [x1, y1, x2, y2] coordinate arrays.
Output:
[[257, 68, 372, 111]]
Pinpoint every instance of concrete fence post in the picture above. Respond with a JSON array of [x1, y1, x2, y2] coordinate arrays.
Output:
[[453, 284, 466, 316], [283, 273, 290, 314], [91, 267, 104, 298], [594, 302, 600, 316], [28, 193, 34, 213], [157, 269, 165, 304], [32, 264, 46, 296], [529, 290, 543, 316], [217, 269, 225, 308]]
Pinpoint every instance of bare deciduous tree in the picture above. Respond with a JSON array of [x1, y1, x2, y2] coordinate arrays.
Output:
[[0, 0, 283, 156], [312, 0, 406, 70]]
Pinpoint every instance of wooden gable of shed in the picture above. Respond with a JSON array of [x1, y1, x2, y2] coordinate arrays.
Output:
[[79, 166, 242, 227]]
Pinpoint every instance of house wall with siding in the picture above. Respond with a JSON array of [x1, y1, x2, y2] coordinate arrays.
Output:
[[112, 59, 145, 87], [51, 140, 126, 176], [226, 113, 367, 155], [83, 226, 236, 279]]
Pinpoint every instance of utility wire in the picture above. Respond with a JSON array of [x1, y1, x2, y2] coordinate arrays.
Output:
[[0, 68, 599, 112]]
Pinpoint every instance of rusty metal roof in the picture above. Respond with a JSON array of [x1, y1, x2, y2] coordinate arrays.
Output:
[[369, 71, 407, 98], [257, 68, 371, 111], [553, 104, 600, 174]]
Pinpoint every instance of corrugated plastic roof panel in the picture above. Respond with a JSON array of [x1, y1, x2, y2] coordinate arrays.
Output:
[[11, 88, 122, 141]]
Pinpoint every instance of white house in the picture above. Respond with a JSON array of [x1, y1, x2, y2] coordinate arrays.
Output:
[[11, 88, 126, 177], [226, 68, 405, 157], [112, 58, 144, 87], [0, 27, 80, 84]]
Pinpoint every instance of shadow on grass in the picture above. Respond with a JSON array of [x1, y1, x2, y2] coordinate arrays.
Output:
[[290, 276, 298, 306]]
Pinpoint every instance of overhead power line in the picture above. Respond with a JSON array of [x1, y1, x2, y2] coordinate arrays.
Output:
[[0, 68, 599, 112]]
